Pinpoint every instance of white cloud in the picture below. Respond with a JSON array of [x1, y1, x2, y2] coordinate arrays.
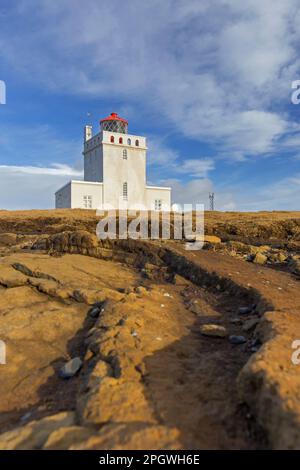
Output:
[[147, 137, 215, 178], [177, 159, 215, 178], [0, 163, 82, 177], [0, 164, 82, 210], [1, 0, 300, 159], [163, 178, 236, 211]]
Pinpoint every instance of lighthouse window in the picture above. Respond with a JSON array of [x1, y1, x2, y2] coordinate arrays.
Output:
[[83, 195, 92, 209], [127, 138, 131, 145], [123, 149, 127, 159], [155, 199, 162, 211], [119, 137, 123, 144], [123, 182, 128, 201], [110, 135, 115, 143], [135, 140, 139, 146]]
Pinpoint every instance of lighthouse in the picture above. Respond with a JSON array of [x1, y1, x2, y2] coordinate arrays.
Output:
[[55, 112, 171, 210]]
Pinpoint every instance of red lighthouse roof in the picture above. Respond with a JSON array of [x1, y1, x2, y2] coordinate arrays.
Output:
[[100, 112, 128, 124]]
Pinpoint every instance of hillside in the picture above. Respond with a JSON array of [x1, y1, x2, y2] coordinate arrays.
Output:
[[0, 210, 299, 449]]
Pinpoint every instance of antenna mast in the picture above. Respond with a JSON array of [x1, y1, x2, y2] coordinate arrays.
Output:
[[209, 192, 215, 211]]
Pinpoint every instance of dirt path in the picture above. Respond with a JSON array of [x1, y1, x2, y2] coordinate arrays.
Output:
[[0, 250, 262, 449]]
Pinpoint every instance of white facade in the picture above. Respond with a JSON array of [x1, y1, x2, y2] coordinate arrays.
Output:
[[55, 113, 171, 210]]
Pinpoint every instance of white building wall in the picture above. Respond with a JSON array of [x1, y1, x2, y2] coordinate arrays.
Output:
[[55, 124, 172, 210], [102, 131, 147, 209], [55, 182, 71, 208], [83, 132, 103, 182], [146, 186, 171, 211], [55, 181, 103, 209]]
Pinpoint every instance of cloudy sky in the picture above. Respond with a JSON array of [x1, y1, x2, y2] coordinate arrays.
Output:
[[0, 0, 300, 210]]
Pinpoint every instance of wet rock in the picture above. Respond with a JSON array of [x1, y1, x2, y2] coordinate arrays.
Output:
[[229, 335, 247, 345], [59, 357, 83, 379], [200, 324, 227, 338]]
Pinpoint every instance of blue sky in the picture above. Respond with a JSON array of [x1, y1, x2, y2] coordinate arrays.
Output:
[[0, 0, 300, 210]]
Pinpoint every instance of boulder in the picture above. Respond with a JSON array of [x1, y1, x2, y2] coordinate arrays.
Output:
[[253, 252, 268, 265]]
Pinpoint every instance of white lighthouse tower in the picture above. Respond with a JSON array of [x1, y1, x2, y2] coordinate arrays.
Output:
[[55, 112, 171, 210]]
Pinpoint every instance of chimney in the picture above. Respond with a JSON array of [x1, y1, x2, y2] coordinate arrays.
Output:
[[84, 125, 92, 142]]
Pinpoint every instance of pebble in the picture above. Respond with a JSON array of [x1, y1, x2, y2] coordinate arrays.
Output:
[[88, 306, 101, 318], [20, 411, 32, 423], [135, 286, 147, 294], [200, 324, 227, 338], [59, 357, 83, 379], [229, 335, 247, 345], [238, 305, 255, 315], [242, 318, 259, 332]]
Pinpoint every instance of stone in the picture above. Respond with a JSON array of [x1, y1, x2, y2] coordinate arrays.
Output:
[[59, 357, 83, 379], [253, 252, 268, 265], [288, 257, 300, 276], [229, 335, 247, 345], [269, 252, 287, 263], [88, 306, 101, 318], [200, 324, 227, 338], [230, 318, 242, 324], [238, 305, 255, 315], [204, 235, 222, 244], [242, 318, 259, 332], [249, 245, 270, 256], [188, 302, 202, 315], [135, 286, 148, 296]]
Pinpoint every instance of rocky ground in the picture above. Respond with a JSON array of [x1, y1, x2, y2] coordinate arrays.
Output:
[[0, 210, 299, 449]]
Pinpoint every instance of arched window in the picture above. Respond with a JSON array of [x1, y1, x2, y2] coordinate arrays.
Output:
[[135, 139, 139, 146], [127, 138, 131, 145], [123, 182, 128, 201], [119, 137, 123, 144], [110, 135, 115, 143], [123, 149, 127, 159]]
